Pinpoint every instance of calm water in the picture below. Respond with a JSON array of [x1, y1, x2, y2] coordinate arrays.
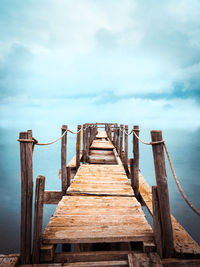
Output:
[[0, 125, 200, 253]]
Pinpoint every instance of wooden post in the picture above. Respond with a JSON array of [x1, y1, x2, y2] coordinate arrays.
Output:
[[116, 127, 120, 154], [19, 130, 33, 264], [76, 125, 81, 170], [82, 124, 86, 163], [133, 125, 139, 197], [130, 158, 134, 188], [113, 124, 116, 147], [32, 176, 45, 263], [151, 130, 174, 258], [61, 125, 68, 196], [124, 125, 128, 173], [67, 167, 71, 190], [120, 124, 123, 158], [86, 125, 90, 163], [152, 186, 163, 258]]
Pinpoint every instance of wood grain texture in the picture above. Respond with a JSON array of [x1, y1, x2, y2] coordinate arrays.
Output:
[[19, 130, 33, 264], [32, 176, 45, 263], [61, 125, 68, 195], [138, 172, 200, 257], [151, 130, 174, 258]]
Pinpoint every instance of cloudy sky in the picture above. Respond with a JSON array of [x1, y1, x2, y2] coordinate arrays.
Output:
[[0, 0, 200, 130]]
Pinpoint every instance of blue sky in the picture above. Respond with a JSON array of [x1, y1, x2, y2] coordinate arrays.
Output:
[[0, 0, 200, 130]]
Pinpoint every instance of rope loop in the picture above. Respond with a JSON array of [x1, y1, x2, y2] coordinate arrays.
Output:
[[130, 129, 200, 216]]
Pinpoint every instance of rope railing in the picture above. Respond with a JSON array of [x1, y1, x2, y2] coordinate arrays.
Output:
[[17, 124, 98, 147], [130, 129, 200, 216]]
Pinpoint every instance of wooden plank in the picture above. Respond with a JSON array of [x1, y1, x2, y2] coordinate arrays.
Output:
[[96, 131, 108, 139], [138, 172, 200, 257], [43, 191, 62, 204], [42, 194, 153, 244], [162, 258, 200, 267], [0, 254, 19, 267], [91, 140, 114, 150], [54, 250, 130, 263], [64, 260, 128, 266]]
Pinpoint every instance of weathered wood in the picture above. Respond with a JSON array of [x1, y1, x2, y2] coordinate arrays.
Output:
[[151, 130, 174, 258], [113, 123, 118, 147], [124, 125, 128, 173], [86, 125, 90, 162], [54, 251, 130, 263], [19, 130, 33, 264], [40, 244, 55, 262], [42, 194, 153, 244], [82, 124, 86, 163], [138, 172, 200, 257], [32, 176, 45, 263], [120, 124, 124, 157], [130, 158, 134, 188], [67, 167, 71, 189], [43, 191, 62, 204], [61, 125, 68, 195], [143, 241, 156, 253], [128, 254, 134, 267], [116, 127, 120, 154], [152, 186, 163, 258], [76, 125, 82, 170], [162, 258, 200, 267], [133, 125, 139, 197], [67, 151, 83, 168], [0, 254, 20, 267]]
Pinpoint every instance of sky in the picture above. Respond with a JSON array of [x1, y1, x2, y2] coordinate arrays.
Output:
[[0, 0, 200, 130]]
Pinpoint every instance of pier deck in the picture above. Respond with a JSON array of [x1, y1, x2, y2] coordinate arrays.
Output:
[[15, 124, 200, 266], [42, 131, 154, 246]]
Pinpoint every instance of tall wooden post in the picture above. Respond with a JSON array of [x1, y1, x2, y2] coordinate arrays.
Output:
[[113, 123, 117, 147], [120, 124, 123, 158], [76, 125, 82, 170], [124, 125, 128, 173], [19, 130, 33, 264], [61, 125, 68, 196], [133, 125, 139, 197], [82, 124, 86, 163], [151, 130, 174, 258], [152, 186, 163, 258], [86, 125, 90, 163], [32, 176, 45, 263], [116, 127, 120, 154]]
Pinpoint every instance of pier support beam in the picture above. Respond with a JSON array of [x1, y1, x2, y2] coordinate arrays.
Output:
[[151, 130, 174, 258], [124, 125, 128, 174], [76, 125, 82, 170], [61, 125, 68, 196], [133, 125, 139, 197], [32, 176, 45, 263], [19, 130, 33, 264]]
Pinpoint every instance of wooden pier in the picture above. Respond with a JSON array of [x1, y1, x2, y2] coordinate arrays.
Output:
[[2, 123, 200, 267]]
